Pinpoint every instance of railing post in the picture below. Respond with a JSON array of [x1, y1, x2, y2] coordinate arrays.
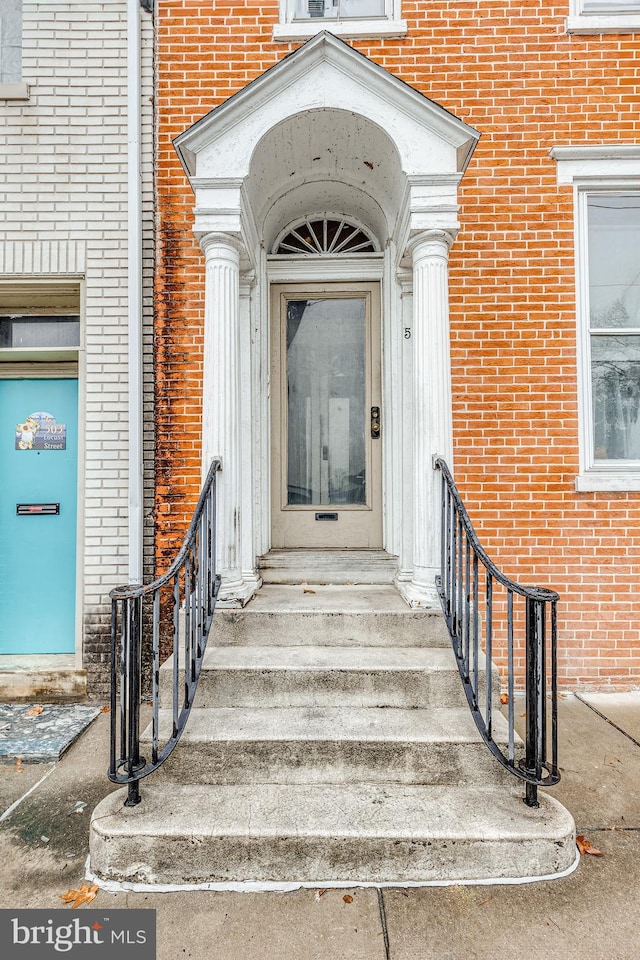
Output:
[[524, 596, 544, 808], [125, 593, 143, 806]]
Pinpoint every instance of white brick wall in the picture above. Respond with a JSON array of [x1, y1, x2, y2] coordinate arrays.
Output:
[[0, 2, 155, 695]]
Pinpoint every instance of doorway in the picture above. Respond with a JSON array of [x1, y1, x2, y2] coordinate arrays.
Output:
[[0, 377, 78, 654], [270, 282, 382, 549]]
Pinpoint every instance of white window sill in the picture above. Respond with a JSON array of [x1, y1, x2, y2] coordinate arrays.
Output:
[[0, 82, 29, 100], [566, 14, 640, 33], [273, 19, 407, 41], [576, 472, 640, 492]]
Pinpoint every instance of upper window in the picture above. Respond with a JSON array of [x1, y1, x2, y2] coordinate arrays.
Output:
[[293, 0, 385, 20], [0, 0, 27, 99], [567, 0, 640, 33], [275, 0, 406, 41]]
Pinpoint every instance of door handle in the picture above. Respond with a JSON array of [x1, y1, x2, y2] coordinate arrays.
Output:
[[371, 406, 381, 439]]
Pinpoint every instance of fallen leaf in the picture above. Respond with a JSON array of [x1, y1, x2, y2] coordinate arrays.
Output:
[[576, 834, 603, 857], [60, 884, 99, 908], [314, 889, 328, 901], [101, 705, 110, 714], [25, 705, 44, 717], [475, 896, 494, 906], [500, 693, 509, 705], [303, 589, 316, 594], [343, 894, 354, 903], [16, 758, 24, 774]]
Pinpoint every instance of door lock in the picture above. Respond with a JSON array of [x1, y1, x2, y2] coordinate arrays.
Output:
[[371, 406, 381, 439]]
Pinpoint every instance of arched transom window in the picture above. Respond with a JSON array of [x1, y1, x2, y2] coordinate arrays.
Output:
[[273, 216, 379, 255]]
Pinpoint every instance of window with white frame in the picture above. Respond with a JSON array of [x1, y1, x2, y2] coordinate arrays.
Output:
[[585, 194, 640, 464], [567, 0, 640, 33], [552, 145, 640, 489], [275, 0, 406, 40], [0, 0, 21, 84]]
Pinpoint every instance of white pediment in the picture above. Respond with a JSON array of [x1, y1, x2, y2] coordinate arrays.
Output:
[[174, 32, 479, 183]]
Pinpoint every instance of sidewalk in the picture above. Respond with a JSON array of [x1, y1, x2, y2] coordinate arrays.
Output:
[[1, 693, 639, 960]]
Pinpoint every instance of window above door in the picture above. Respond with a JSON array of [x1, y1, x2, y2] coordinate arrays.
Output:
[[273, 0, 407, 41]]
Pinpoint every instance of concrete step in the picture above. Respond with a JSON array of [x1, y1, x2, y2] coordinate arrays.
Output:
[[159, 645, 497, 709], [90, 781, 576, 885], [141, 705, 520, 787], [214, 585, 449, 647], [258, 550, 398, 585]]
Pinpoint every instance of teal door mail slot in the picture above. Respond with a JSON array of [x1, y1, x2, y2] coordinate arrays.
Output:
[[17, 503, 60, 516]]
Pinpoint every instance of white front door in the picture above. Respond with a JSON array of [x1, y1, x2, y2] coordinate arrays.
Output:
[[270, 282, 382, 549]]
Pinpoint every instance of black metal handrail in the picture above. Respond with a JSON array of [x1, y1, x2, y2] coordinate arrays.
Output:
[[434, 458, 559, 807], [108, 458, 222, 806]]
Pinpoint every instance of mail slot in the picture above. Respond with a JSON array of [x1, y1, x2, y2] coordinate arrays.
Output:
[[17, 503, 60, 516], [315, 512, 338, 521]]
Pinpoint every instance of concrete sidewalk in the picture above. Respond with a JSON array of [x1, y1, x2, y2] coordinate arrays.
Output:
[[1, 693, 639, 960]]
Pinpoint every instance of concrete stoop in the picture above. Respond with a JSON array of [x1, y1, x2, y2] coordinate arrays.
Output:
[[89, 585, 576, 885]]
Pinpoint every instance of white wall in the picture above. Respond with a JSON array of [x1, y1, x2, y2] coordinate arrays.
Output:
[[0, 1, 155, 694]]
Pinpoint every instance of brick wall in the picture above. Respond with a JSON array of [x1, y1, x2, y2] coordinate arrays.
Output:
[[0, 1, 155, 698], [156, 1, 640, 689]]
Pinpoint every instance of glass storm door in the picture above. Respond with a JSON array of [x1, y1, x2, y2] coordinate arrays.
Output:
[[270, 283, 382, 548]]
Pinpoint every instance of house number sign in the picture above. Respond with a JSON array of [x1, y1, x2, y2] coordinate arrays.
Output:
[[15, 411, 67, 450]]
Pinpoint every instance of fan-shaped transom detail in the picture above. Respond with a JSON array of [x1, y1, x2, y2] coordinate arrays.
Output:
[[273, 216, 380, 255]]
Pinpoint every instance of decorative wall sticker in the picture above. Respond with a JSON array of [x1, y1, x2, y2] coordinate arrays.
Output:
[[15, 411, 67, 450]]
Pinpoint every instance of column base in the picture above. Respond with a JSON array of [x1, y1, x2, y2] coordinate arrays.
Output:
[[396, 576, 440, 609], [216, 573, 262, 608]]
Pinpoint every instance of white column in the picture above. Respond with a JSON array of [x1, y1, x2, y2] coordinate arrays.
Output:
[[403, 230, 455, 607], [199, 232, 256, 605]]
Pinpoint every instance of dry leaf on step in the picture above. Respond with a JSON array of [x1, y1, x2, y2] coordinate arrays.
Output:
[[26, 705, 44, 716], [60, 884, 99, 908], [576, 835, 603, 856], [343, 894, 354, 904], [303, 589, 316, 594], [500, 694, 509, 705]]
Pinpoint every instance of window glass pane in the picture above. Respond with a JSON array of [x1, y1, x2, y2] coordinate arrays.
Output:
[[0, 0, 22, 84], [294, 0, 385, 20], [287, 298, 366, 505], [583, 1, 640, 11], [0, 316, 80, 348], [588, 195, 640, 329], [591, 334, 640, 460]]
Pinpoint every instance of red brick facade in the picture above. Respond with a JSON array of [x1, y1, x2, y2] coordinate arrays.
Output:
[[155, 2, 640, 689]]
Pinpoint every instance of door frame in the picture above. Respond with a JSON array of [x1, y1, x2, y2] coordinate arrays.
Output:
[[270, 280, 383, 549]]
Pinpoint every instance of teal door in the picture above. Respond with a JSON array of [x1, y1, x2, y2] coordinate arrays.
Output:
[[0, 379, 78, 654]]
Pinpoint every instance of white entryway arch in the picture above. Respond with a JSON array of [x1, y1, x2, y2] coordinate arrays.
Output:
[[174, 31, 479, 606]]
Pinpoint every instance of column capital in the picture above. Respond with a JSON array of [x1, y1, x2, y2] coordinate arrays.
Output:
[[406, 229, 456, 263], [196, 231, 244, 261]]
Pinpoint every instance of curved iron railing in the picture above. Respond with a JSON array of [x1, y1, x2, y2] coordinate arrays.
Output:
[[434, 458, 559, 807], [108, 458, 221, 806]]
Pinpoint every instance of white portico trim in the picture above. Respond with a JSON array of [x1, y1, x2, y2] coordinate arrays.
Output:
[[175, 32, 479, 607]]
